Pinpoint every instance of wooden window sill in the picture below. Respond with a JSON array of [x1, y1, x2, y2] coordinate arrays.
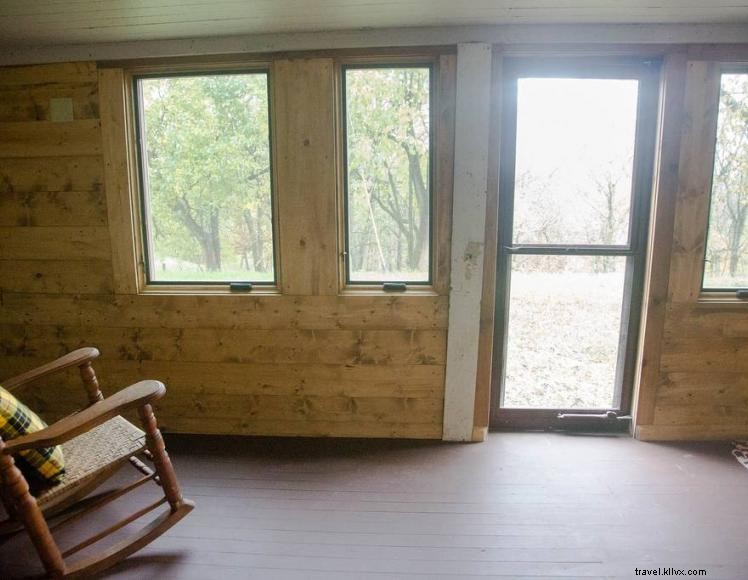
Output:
[[696, 292, 748, 308], [339, 286, 440, 297], [139, 284, 281, 296]]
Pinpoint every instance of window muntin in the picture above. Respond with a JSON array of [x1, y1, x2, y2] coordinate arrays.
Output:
[[134, 71, 275, 284], [343, 65, 433, 284], [703, 72, 748, 291]]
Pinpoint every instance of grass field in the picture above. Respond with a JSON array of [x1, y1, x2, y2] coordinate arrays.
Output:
[[151, 269, 274, 283]]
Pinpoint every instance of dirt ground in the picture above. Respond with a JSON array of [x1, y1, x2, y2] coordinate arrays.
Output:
[[502, 270, 626, 409]]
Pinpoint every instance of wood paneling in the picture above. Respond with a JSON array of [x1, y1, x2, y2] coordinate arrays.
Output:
[[0, 326, 446, 366], [0, 119, 102, 158], [632, 51, 688, 427], [637, 422, 748, 440], [433, 54, 457, 296], [635, 54, 748, 441], [273, 58, 338, 296], [0, 226, 111, 260], [99, 67, 140, 294], [0, 357, 445, 399], [667, 61, 721, 304], [0, 357, 445, 435], [0, 62, 97, 86], [0, 59, 451, 440], [0, 156, 103, 194], [661, 339, 748, 373], [0, 191, 107, 227], [0, 293, 448, 330], [0, 261, 113, 294], [0, 83, 99, 122]]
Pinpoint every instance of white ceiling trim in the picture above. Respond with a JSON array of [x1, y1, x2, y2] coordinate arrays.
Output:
[[1, 23, 748, 66], [3, 0, 748, 47]]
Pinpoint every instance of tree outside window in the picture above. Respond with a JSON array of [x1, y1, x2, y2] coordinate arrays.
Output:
[[136, 72, 274, 283]]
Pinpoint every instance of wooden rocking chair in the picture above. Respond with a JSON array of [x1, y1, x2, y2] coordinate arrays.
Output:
[[0, 347, 194, 578]]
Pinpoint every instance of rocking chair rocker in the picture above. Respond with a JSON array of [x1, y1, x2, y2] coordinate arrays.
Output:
[[0, 347, 194, 578]]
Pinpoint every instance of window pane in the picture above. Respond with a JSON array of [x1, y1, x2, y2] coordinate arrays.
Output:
[[703, 73, 748, 290], [503, 255, 627, 409], [345, 67, 431, 283], [513, 78, 639, 246], [137, 73, 274, 283]]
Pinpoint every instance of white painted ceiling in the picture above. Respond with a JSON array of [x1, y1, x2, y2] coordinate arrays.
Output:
[[1, 0, 748, 47]]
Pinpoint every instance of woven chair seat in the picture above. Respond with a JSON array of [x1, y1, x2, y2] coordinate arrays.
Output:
[[35, 416, 146, 508]]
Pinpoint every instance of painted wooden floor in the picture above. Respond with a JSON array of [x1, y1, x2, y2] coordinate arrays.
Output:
[[1, 433, 747, 579]]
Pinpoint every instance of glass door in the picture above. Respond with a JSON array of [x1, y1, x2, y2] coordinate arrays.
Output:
[[491, 58, 660, 430]]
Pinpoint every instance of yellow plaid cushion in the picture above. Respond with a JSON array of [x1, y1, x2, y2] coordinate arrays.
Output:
[[0, 386, 65, 484]]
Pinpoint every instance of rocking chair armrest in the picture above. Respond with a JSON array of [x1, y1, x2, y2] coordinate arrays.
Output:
[[2, 380, 166, 454], [2, 347, 101, 392]]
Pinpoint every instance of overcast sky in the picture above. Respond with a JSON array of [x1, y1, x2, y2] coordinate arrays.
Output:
[[514, 77, 639, 246]]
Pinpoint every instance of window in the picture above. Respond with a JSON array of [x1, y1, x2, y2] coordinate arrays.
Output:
[[703, 71, 748, 291], [503, 75, 642, 411], [512, 77, 639, 248], [491, 58, 660, 427], [342, 64, 433, 285], [134, 71, 275, 284]]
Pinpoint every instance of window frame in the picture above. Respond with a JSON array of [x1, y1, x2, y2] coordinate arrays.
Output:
[[700, 64, 748, 295], [489, 56, 662, 430], [339, 60, 437, 288], [130, 66, 279, 290], [500, 58, 652, 256]]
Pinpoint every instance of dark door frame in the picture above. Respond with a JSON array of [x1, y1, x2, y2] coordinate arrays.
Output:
[[489, 56, 661, 431]]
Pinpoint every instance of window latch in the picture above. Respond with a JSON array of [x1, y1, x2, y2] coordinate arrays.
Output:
[[557, 410, 631, 422], [383, 282, 407, 292], [229, 282, 253, 293]]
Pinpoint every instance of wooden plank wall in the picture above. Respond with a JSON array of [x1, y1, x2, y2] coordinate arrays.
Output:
[[2, 51, 744, 443], [636, 53, 748, 441], [0, 59, 452, 439]]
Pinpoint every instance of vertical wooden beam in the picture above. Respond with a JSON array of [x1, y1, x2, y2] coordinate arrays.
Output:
[[632, 52, 688, 430], [471, 48, 503, 442], [99, 67, 140, 294], [667, 61, 721, 304], [442, 43, 493, 442], [634, 59, 722, 439], [433, 54, 457, 296], [273, 58, 338, 296]]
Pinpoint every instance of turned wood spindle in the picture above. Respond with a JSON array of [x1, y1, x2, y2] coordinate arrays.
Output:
[[0, 438, 66, 577], [0, 481, 17, 521], [137, 404, 183, 511], [78, 362, 104, 405]]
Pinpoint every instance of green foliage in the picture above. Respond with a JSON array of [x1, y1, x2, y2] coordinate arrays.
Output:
[[140, 72, 273, 281], [345, 67, 431, 282], [140, 68, 432, 284]]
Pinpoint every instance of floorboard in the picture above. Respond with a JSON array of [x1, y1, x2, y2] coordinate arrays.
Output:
[[1, 433, 746, 579]]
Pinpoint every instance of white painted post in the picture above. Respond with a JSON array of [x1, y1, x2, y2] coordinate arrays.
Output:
[[442, 42, 493, 442]]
